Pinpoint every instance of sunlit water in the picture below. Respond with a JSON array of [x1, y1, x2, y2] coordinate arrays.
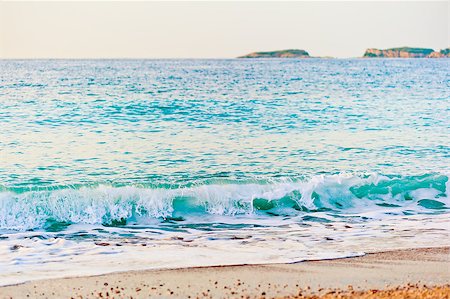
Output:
[[0, 59, 449, 285]]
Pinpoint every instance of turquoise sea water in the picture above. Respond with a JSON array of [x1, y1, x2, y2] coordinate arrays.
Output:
[[0, 59, 449, 284]]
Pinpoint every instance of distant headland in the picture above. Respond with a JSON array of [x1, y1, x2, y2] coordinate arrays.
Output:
[[238, 47, 449, 58], [363, 47, 450, 58]]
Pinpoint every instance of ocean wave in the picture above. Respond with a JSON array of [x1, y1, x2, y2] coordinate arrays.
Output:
[[0, 173, 448, 230]]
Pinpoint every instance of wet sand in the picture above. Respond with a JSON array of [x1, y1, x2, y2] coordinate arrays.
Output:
[[0, 247, 448, 298]]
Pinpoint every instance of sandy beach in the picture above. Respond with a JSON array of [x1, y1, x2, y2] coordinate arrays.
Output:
[[0, 246, 448, 298]]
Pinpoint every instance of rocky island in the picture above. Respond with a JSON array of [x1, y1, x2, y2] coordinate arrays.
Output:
[[238, 47, 450, 59], [363, 47, 450, 58], [238, 49, 310, 58]]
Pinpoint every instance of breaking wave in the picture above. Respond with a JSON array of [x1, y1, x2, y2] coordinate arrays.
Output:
[[0, 173, 448, 230]]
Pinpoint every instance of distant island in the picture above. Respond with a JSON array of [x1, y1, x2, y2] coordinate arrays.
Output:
[[363, 47, 450, 58], [238, 47, 450, 59], [238, 49, 310, 58]]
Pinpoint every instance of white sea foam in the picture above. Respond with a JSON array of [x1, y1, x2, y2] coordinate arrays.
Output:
[[0, 213, 448, 286]]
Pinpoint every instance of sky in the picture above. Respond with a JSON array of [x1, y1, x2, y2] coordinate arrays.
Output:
[[0, 1, 448, 58]]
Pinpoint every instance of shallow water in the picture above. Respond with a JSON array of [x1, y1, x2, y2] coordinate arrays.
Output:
[[0, 59, 449, 284]]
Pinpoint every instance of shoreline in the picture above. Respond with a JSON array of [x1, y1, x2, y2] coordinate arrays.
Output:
[[1, 246, 448, 298]]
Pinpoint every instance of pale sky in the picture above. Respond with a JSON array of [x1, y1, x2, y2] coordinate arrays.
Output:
[[0, 1, 448, 58]]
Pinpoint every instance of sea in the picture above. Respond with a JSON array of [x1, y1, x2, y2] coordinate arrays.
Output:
[[0, 58, 449, 285]]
